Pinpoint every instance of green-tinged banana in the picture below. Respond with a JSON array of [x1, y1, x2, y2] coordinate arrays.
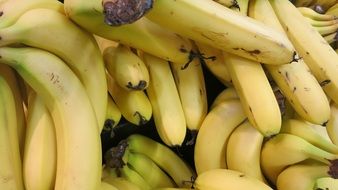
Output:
[[124, 134, 195, 188], [0, 64, 26, 159], [194, 42, 232, 86], [249, 0, 331, 125], [145, 0, 295, 65], [326, 2, 338, 16], [103, 93, 122, 131], [224, 52, 282, 136], [106, 72, 152, 126], [23, 92, 56, 190], [104, 45, 149, 91], [170, 49, 208, 132], [306, 17, 338, 27], [297, 6, 336, 20], [143, 53, 186, 146], [0, 67, 24, 190], [102, 168, 141, 190], [0, 47, 102, 190], [100, 181, 119, 190], [94, 35, 119, 53], [194, 99, 247, 174], [261, 133, 338, 184], [63, 0, 193, 65], [193, 169, 273, 190], [314, 176, 338, 189], [324, 31, 338, 44], [308, 122, 332, 142], [119, 165, 151, 190], [280, 119, 338, 154], [327, 102, 338, 145], [235, 0, 249, 14], [313, 23, 338, 36], [226, 120, 266, 183], [0, 8, 107, 130], [276, 161, 334, 190], [271, 0, 338, 105], [0, 0, 64, 29], [210, 87, 239, 109], [126, 151, 176, 188]]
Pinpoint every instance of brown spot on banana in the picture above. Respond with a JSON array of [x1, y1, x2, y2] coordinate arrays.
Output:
[[126, 80, 147, 90]]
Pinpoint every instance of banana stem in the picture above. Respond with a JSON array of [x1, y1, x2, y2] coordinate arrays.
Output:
[[104, 140, 129, 169], [329, 159, 338, 179]]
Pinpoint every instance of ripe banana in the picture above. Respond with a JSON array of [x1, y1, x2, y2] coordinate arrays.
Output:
[[306, 17, 338, 27], [0, 0, 64, 29], [104, 93, 121, 131], [170, 49, 208, 132], [297, 6, 336, 20], [210, 87, 239, 109], [280, 119, 338, 154], [124, 134, 195, 188], [193, 169, 273, 190], [104, 45, 149, 91], [327, 101, 338, 145], [143, 53, 186, 146], [106, 72, 152, 126], [314, 176, 338, 189], [23, 92, 56, 190], [0, 8, 107, 130], [271, 0, 338, 104], [145, 0, 295, 65], [63, 0, 193, 65], [249, 0, 331, 125], [0, 46, 102, 190], [194, 99, 246, 174], [313, 23, 338, 36], [100, 181, 119, 190], [226, 120, 267, 183], [0, 68, 24, 190], [261, 133, 338, 184], [94, 35, 119, 53], [102, 174, 141, 190]]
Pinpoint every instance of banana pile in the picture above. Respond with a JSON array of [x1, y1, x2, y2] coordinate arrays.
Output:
[[0, 0, 338, 189]]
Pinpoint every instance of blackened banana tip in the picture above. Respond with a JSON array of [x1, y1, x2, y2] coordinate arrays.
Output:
[[102, 0, 153, 26]]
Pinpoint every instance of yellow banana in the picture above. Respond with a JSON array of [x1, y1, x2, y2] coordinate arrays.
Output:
[[145, 0, 295, 65], [103, 175, 141, 190], [104, 45, 149, 91], [297, 6, 336, 20], [0, 66, 24, 190], [305, 17, 338, 27], [210, 87, 239, 109], [100, 181, 119, 190], [23, 92, 56, 190], [143, 53, 186, 146], [194, 99, 246, 174], [104, 93, 121, 129], [0, 8, 107, 130], [327, 101, 338, 145], [0, 46, 102, 190], [313, 23, 338, 36], [94, 35, 119, 53]]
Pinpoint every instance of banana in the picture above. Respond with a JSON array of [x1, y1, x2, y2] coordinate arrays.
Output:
[[308, 122, 332, 142], [103, 175, 141, 190], [313, 23, 338, 36], [314, 176, 338, 189], [63, 0, 193, 65], [170, 47, 208, 132], [276, 161, 333, 190], [0, 0, 64, 29], [327, 101, 338, 145], [104, 45, 149, 91], [123, 134, 195, 188], [106, 72, 152, 126], [193, 169, 273, 190], [306, 17, 338, 27], [194, 99, 247, 174], [326, 2, 338, 16], [261, 133, 338, 184], [94, 35, 119, 53], [0, 64, 26, 159], [249, 0, 331, 125], [226, 120, 266, 183], [324, 31, 338, 44], [213, 0, 239, 9], [100, 181, 119, 190], [23, 92, 56, 190], [145, 0, 295, 65], [280, 119, 338, 154], [0, 8, 107, 130], [210, 87, 239, 109], [143, 53, 186, 146], [119, 165, 151, 190], [0, 66, 24, 190], [126, 151, 176, 188], [297, 6, 336, 20], [103, 93, 122, 131], [0, 47, 102, 190], [194, 42, 232, 86]]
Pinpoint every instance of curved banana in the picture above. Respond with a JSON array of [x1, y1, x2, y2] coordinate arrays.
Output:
[[100, 181, 118, 190], [0, 68, 24, 190], [324, 31, 338, 44], [170, 49, 208, 132], [0, 47, 102, 190], [104, 45, 149, 91], [63, 0, 193, 65], [226, 120, 266, 183], [314, 176, 338, 189], [143, 53, 186, 146], [145, 0, 295, 65], [313, 23, 338, 36], [102, 166, 141, 190], [306, 17, 338, 27], [327, 101, 338, 145], [297, 6, 336, 20], [261, 133, 338, 184], [194, 99, 246, 174], [23, 92, 56, 190], [0, 8, 107, 130], [119, 165, 151, 190], [0, 0, 64, 29], [103, 93, 122, 131], [94, 35, 119, 53], [106, 72, 152, 126], [125, 134, 195, 188], [210, 87, 239, 109], [249, 0, 331, 125], [193, 169, 273, 190]]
